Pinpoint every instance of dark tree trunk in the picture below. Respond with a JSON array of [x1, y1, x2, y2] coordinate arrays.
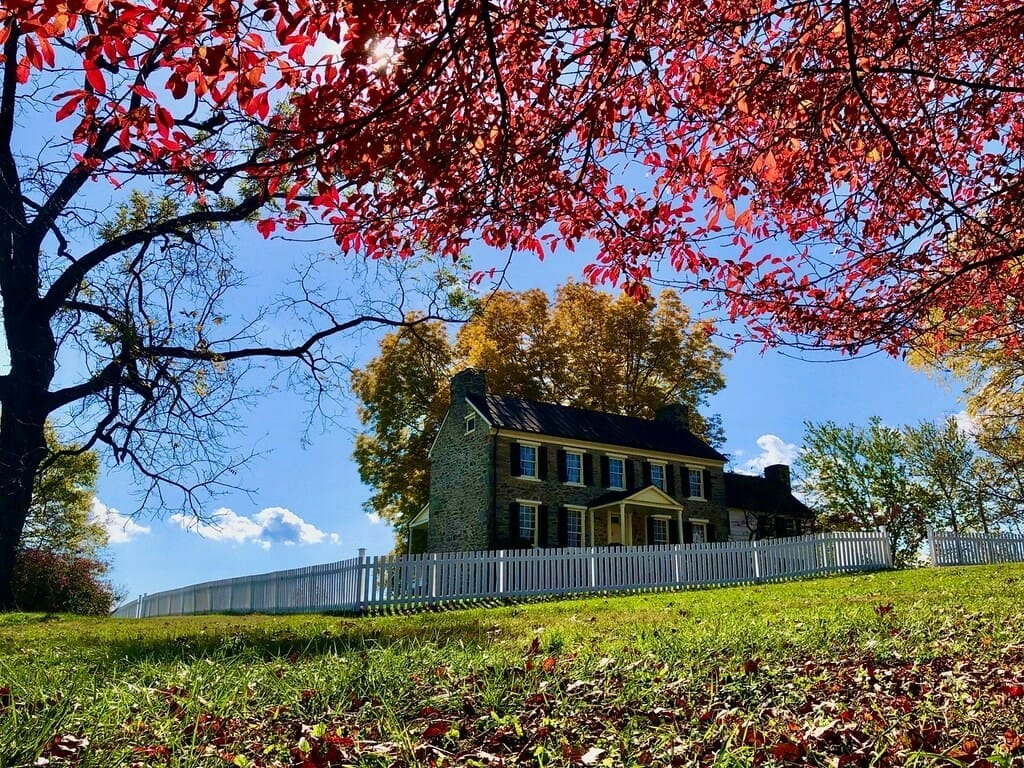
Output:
[[0, 236, 56, 610], [0, 404, 50, 610]]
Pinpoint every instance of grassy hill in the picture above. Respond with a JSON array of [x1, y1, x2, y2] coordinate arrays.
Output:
[[1, 565, 1023, 767]]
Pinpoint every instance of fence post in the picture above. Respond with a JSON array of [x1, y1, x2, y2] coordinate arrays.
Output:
[[878, 526, 892, 568], [926, 525, 936, 566], [752, 539, 762, 583], [136, 594, 144, 619], [355, 548, 367, 614]]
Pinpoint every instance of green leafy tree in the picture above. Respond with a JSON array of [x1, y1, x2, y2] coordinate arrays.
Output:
[[10, 423, 115, 614], [903, 418, 985, 536], [353, 284, 728, 544], [798, 418, 930, 568], [23, 424, 105, 560]]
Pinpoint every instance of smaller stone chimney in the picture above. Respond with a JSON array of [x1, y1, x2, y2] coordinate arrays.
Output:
[[655, 403, 690, 431], [764, 464, 792, 491], [450, 368, 487, 401]]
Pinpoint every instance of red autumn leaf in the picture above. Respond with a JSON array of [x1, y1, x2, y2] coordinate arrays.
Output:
[[1004, 729, 1022, 754], [421, 720, 450, 740], [1003, 684, 1024, 698], [542, 656, 556, 673], [83, 62, 106, 94], [770, 742, 804, 762]]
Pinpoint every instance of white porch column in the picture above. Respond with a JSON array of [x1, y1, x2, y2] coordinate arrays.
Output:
[[677, 509, 684, 544], [621, 503, 629, 545]]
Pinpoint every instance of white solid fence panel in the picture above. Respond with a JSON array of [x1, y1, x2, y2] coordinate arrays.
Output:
[[927, 526, 1024, 567], [111, 531, 894, 618]]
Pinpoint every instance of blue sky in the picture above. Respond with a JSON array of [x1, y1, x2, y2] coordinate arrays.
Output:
[[72, 241, 965, 603], [2, 72, 965, 604]]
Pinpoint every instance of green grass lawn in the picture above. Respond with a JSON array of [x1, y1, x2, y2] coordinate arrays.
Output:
[[2, 566, 1023, 767]]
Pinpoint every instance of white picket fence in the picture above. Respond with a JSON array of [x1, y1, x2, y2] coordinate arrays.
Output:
[[927, 526, 1024, 567], [111, 530, 892, 618]]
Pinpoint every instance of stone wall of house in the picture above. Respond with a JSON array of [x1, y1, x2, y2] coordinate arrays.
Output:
[[428, 372, 494, 552], [492, 438, 731, 547]]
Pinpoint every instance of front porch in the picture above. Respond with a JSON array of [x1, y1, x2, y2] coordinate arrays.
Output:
[[587, 486, 714, 547]]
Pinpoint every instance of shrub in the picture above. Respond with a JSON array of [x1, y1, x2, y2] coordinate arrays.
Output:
[[13, 548, 118, 615]]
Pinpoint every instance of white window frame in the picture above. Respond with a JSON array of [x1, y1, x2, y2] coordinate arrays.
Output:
[[519, 442, 539, 479], [517, 501, 540, 547], [607, 455, 625, 490], [464, 414, 476, 434], [565, 505, 585, 548], [650, 462, 666, 491], [688, 467, 705, 499], [564, 450, 584, 486], [690, 517, 709, 544], [651, 515, 670, 545]]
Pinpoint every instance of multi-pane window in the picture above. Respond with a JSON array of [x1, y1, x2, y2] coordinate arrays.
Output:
[[566, 508, 583, 547], [651, 517, 669, 545], [519, 504, 537, 544], [688, 468, 703, 498], [520, 445, 538, 478], [608, 457, 625, 489], [565, 451, 582, 484], [465, 415, 476, 434], [650, 463, 665, 491], [691, 521, 708, 544]]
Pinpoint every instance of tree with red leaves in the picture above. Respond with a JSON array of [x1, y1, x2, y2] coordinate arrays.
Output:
[[1, 0, 1021, 607]]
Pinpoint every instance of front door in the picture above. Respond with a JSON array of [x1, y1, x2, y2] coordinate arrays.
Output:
[[608, 513, 622, 545]]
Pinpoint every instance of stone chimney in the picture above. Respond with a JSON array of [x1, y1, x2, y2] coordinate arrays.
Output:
[[450, 368, 487, 401], [655, 403, 690, 431], [764, 464, 791, 491]]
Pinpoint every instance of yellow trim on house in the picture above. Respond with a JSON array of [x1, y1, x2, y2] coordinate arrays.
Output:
[[589, 485, 684, 512]]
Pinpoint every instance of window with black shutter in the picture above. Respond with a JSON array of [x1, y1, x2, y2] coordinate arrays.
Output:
[[642, 461, 652, 486], [509, 443, 521, 476], [583, 454, 594, 486], [625, 459, 635, 489], [703, 469, 712, 499], [557, 450, 567, 482], [665, 464, 676, 496], [557, 507, 568, 547], [538, 446, 549, 480]]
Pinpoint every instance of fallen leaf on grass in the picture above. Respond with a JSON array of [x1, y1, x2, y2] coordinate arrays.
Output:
[[580, 746, 605, 765], [422, 720, 450, 740], [770, 741, 804, 762]]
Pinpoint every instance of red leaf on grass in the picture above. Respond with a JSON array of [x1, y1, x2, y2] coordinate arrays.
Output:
[[422, 720, 450, 740], [770, 742, 804, 762]]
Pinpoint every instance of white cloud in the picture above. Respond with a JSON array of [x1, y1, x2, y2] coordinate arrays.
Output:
[[734, 434, 799, 476], [169, 506, 337, 549], [952, 409, 979, 437], [365, 512, 383, 525], [88, 498, 151, 544]]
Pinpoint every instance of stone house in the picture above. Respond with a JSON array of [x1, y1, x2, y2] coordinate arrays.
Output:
[[409, 369, 813, 554]]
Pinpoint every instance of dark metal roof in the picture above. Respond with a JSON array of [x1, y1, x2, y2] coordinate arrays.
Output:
[[723, 472, 814, 518], [466, 393, 726, 462]]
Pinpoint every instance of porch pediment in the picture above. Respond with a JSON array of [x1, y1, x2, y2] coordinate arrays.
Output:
[[588, 484, 682, 511]]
